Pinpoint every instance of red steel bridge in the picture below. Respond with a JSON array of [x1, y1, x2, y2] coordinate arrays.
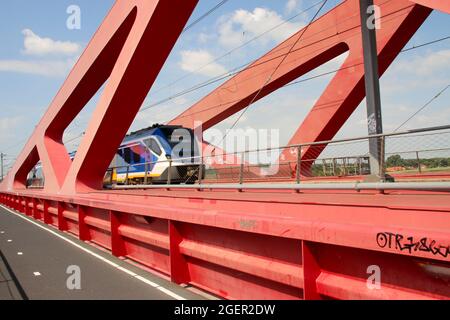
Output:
[[1, 0, 450, 300]]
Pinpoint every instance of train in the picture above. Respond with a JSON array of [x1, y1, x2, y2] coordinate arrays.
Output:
[[27, 125, 205, 187]]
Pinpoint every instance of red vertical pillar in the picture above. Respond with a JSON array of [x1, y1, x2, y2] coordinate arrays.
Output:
[[302, 241, 323, 300], [169, 221, 190, 284], [57, 202, 68, 231], [111, 211, 126, 257], [32, 198, 40, 220], [43, 200, 51, 224], [78, 205, 90, 241]]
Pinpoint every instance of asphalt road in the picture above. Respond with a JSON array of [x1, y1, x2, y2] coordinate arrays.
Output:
[[0, 205, 203, 300]]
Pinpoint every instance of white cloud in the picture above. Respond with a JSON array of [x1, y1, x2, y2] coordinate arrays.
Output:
[[218, 8, 304, 48], [380, 49, 450, 95], [198, 33, 212, 44], [0, 29, 80, 77], [285, 0, 301, 14], [393, 49, 450, 76], [0, 58, 76, 77], [0, 116, 23, 148], [179, 50, 227, 77], [22, 29, 81, 56]]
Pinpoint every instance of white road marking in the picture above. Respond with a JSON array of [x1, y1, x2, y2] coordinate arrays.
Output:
[[1, 231, 4, 234], [0, 204, 186, 300], [17, 252, 23, 255], [7, 239, 12, 242], [33, 272, 41, 276]]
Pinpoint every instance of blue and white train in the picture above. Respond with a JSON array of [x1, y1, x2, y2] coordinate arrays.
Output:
[[27, 125, 204, 187], [111, 125, 204, 184]]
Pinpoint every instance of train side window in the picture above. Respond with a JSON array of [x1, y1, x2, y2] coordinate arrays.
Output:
[[123, 148, 131, 164], [115, 150, 128, 167], [132, 150, 141, 164], [145, 138, 162, 156]]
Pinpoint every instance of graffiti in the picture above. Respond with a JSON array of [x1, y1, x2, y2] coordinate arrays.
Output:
[[376, 232, 450, 258]]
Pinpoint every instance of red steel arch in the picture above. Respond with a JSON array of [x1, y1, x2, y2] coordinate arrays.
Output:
[[170, 0, 434, 166], [1, 0, 198, 194]]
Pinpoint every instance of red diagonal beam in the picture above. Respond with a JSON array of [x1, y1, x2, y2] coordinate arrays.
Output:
[[411, 0, 450, 14], [0, 0, 198, 193]]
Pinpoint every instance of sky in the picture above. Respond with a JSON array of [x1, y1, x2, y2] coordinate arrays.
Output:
[[0, 0, 449, 170]]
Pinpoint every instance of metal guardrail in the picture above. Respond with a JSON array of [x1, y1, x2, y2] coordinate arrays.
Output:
[[105, 124, 450, 189], [25, 125, 450, 190]]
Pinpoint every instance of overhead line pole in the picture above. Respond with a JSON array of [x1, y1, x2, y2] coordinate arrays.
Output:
[[360, 0, 385, 181], [1, 152, 4, 182]]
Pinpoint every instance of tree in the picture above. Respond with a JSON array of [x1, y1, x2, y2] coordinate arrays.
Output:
[[386, 154, 403, 168]]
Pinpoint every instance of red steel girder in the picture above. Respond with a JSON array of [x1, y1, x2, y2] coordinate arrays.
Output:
[[411, 0, 450, 14], [170, 0, 432, 164], [1, 188, 449, 300], [0, 0, 198, 194]]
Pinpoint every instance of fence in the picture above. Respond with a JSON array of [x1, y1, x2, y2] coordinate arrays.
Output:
[[105, 125, 450, 187], [24, 125, 450, 189]]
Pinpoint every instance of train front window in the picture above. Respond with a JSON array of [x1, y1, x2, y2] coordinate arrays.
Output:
[[144, 138, 162, 156], [160, 127, 199, 160], [123, 148, 131, 164]]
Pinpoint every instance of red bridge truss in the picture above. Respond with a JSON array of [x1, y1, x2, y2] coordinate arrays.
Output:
[[0, 0, 449, 300]]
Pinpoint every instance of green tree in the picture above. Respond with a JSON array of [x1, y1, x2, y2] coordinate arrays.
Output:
[[386, 154, 404, 167]]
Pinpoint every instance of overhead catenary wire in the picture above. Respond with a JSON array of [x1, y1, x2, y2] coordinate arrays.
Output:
[[394, 84, 450, 132], [182, 0, 230, 34], [63, 131, 85, 145], [218, 0, 330, 146], [141, 28, 450, 114], [2, 34, 449, 160], [0, 0, 415, 154], [147, 34, 450, 122], [151, 0, 328, 97], [2, 1, 449, 160], [147, 0, 402, 106]]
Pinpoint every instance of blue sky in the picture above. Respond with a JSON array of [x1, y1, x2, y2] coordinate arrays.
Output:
[[0, 0, 449, 169]]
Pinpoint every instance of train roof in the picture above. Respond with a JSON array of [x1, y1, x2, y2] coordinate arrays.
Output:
[[123, 124, 188, 142]]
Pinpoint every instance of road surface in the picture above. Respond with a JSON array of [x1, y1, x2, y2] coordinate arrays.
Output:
[[0, 205, 203, 300]]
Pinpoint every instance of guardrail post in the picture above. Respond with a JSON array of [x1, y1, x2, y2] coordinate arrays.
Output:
[[296, 146, 302, 183], [239, 153, 245, 185], [343, 158, 348, 176], [144, 163, 148, 185], [416, 151, 422, 174], [379, 135, 386, 181], [358, 157, 363, 175], [167, 159, 172, 185], [198, 157, 203, 186]]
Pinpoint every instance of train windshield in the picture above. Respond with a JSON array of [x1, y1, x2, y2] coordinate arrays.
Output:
[[159, 127, 200, 160]]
